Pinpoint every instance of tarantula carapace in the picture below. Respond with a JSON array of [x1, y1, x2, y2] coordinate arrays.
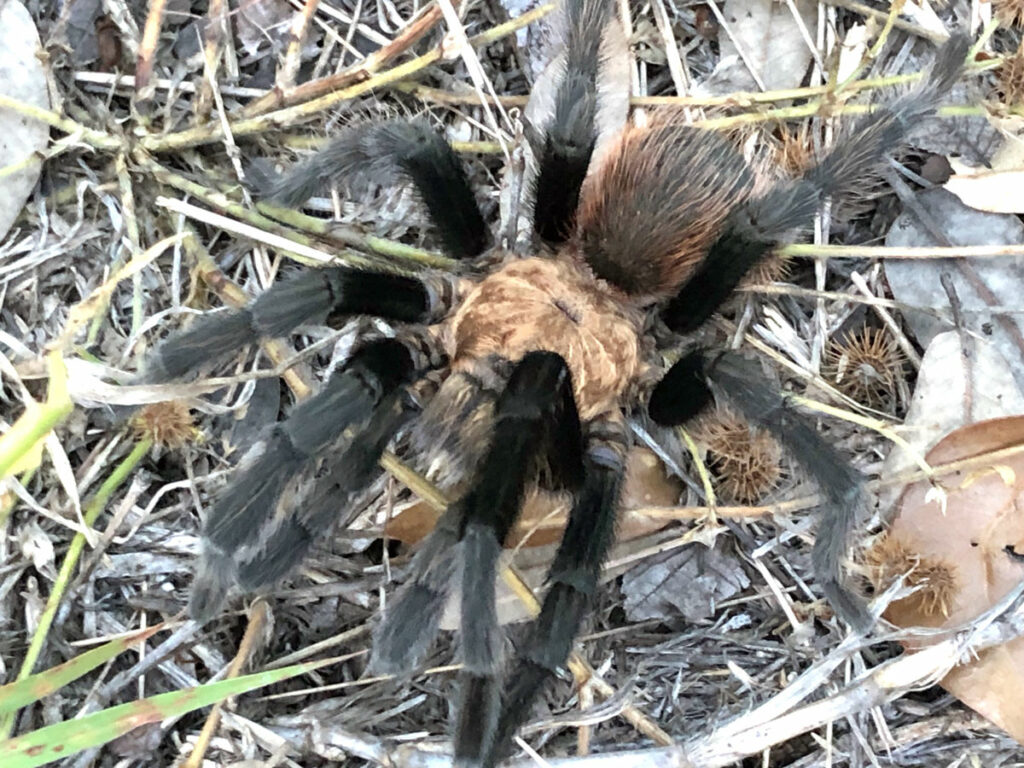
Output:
[[144, 0, 968, 763]]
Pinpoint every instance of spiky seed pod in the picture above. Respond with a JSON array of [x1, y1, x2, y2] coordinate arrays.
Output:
[[744, 249, 793, 287], [997, 41, 1024, 107], [133, 401, 196, 448], [823, 326, 905, 409], [696, 409, 783, 504], [865, 534, 958, 617], [994, 0, 1024, 28]]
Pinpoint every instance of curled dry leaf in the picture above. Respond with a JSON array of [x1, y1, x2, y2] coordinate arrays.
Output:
[[879, 415, 1024, 744]]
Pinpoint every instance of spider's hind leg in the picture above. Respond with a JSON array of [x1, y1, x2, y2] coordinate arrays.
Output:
[[663, 33, 970, 334], [188, 335, 434, 620], [649, 351, 871, 630], [370, 352, 588, 764], [263, 120, 489, 260]]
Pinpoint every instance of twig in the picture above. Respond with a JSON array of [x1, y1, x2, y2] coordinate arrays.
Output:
[[134, 0, 168, 111], [184, 599, 271, 768], [241, 5, 444, 117], [137, 4, 555, 153]]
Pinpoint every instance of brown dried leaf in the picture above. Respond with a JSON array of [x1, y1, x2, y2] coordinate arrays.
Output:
[[882, 415, 1024, 744], [621, 538, 749, 622], [386, 446, 682, 547]]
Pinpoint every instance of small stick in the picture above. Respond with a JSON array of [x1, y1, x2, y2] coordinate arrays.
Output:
[[241, 5, 444, 117], [940, 271, 975, 422], [183, 599, 271, 768], [134, 0, 168, 113], [196, 0, 230, 120]]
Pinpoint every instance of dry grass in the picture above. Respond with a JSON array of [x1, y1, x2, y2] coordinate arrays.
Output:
[[2, 1, 1023, 767]]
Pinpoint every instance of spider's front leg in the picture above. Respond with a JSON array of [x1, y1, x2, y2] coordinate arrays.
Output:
[[478, 419, 626, 768], [454, 352, 586, 762], [372, 352, 626, 767]]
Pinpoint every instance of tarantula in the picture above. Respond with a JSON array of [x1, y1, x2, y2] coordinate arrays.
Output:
[[144, 1, 968, 763]]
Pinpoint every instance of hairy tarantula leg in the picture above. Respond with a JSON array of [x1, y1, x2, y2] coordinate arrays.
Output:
[[189, 337, 421, 620], [458, 352, 584, 673], [465, 423, 626, 768], [234, 389, 416, 590], [648, 351, 872, 630], [454, 352, 585, 764], [662, 33, 970, 335], [370, 503, 461, 675], [145, 267, 450, 382], [532, 0, 614, 244], [264, 121, 488, 259], [370, 352, 584, 682]]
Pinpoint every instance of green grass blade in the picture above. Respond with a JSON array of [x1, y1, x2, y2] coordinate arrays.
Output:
[[0, 655, 341, 768], [0, 625, 165, 716]]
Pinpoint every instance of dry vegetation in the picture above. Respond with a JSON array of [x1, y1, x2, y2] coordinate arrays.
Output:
[[3, 0, 1024, 766]]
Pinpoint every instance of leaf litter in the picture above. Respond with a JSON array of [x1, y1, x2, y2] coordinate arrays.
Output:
[[2, 0, 1024, 766]]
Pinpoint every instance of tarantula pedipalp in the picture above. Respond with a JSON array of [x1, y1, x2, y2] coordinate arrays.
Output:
[[144, 1, 969, 763]]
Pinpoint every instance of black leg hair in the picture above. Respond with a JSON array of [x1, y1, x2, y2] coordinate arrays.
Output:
[[532, 0, 612, 244], [647, 348, 715, 426], [662, 33, 969, 335], [472, 422, 626, 768], [189, 337, 422, 620], [370, 371, 506, 677], [370, 503, 461, 675], [235, 389, 416, 590], [648, 351, 871, 630], [146, 266, 450, 382], [456, 352, 584, 679], [454, 352, 586, 765], [369, 353, 584, 759], [263, 121, 489, 260]]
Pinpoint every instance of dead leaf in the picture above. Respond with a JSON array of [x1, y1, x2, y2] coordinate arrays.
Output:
[[386, 446, 682, 548], [881, 415, 1024, 744], [883, 188, 1024, 392], [621, 538, 749, 622], [234, 0, 294, 56], [695, 0, 816, 95], [877, 331, 1024, 511], [0, 0, 50, 240], [946, 148, 1024, 215]]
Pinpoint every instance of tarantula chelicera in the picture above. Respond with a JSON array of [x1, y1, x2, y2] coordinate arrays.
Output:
[[145, 1, 968, 763]]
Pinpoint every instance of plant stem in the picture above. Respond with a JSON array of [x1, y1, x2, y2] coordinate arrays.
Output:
[[0, 438, 154, 738]]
